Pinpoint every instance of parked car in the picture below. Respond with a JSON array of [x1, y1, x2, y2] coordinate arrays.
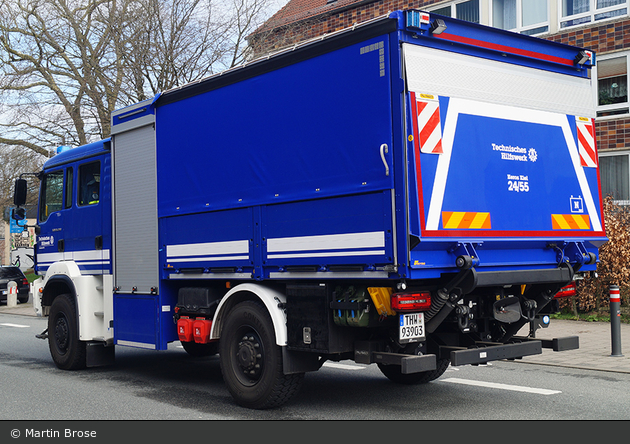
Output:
[[0, 266, 30, 304]]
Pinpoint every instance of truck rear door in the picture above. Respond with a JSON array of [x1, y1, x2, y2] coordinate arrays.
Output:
[[402, 14, 605, 276]]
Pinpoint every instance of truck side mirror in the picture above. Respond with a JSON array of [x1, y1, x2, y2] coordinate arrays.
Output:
[[13, 178, 27, 207], [12, 207, 26, 221]]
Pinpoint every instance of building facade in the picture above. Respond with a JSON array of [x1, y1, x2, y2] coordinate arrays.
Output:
[[253, 0, 630, 203]]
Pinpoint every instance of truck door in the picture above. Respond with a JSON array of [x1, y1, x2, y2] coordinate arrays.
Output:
[[36, 169, 70, 275], [65, 159, 106, 274]]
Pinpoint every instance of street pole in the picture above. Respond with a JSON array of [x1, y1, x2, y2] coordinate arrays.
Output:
[[609, 285, 623, 357]]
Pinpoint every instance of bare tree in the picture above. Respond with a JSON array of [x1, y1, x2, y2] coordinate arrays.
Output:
[[0, 144, 44, 213], [0, 0, 276, 155]]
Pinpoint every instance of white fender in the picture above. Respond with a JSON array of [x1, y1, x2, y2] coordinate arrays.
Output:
[[42, 261, 113, 343], [210, 283, 287, 346], [43, 260, 83, 284]]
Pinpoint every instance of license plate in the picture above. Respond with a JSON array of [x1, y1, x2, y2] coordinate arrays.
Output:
[[399, 312, 425, 343]]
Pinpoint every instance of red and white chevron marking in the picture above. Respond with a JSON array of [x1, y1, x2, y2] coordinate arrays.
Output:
[[415, 95, 443, 154], [576, 117, 597, 168]]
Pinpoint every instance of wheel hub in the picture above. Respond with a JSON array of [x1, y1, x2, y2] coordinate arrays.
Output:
[[237, 335, 262, 379], [54, 316, 69, 352]]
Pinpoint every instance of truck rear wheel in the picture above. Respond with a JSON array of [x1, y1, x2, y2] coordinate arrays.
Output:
[[378, 358, 450, 384], [219, 300, 304, 409], [48, 294, 86, 370]]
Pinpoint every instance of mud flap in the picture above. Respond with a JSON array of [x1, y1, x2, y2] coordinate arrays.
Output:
[[86, 342, 115, 367]]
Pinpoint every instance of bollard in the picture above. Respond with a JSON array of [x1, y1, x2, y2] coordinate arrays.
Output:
[[7, 281, 17, 307], [609, 285, 623, 357]]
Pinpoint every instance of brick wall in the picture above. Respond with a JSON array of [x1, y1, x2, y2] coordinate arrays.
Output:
[[597, 117, 630, 152], [547, 18, 630, 54], [252, 0, 444, 54]]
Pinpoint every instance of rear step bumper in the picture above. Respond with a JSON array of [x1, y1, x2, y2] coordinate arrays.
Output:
[[354, 335, 578, 372], [355, 341, 437, 374], [440, 336, 579, 366]]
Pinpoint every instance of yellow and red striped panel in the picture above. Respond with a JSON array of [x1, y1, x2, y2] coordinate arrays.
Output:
[[551, 214, 590, 230], [442, 212, 491, 229]]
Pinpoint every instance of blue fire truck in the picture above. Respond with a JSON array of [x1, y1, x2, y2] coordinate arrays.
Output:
[[13, 10, 606, 409]]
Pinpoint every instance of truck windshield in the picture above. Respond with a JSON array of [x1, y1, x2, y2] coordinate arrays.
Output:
[[39, 170, 64, 222]]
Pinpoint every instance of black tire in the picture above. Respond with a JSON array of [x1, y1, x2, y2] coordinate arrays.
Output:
[[48, 294, 86, 370], [378, 358, 450, 384], [181, 341, 219, 357], [219, 300, 304, 409]]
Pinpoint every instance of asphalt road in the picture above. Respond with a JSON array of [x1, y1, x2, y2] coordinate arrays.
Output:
[[2, 312, 629, 425]]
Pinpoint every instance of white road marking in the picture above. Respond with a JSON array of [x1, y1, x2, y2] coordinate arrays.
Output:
[[0, 323, 30, 328], [441, 378, 561, 395], [322, 362, 365, 371]]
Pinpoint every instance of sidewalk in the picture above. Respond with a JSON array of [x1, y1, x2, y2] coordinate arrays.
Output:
[[515, 317, 630, 374], [0, 302, 38, 317], [1, 303, 629, 373]]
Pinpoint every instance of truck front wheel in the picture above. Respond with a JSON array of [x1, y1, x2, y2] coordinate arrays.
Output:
[[219, 300, 304, 409], [48, 294, 86, 370]]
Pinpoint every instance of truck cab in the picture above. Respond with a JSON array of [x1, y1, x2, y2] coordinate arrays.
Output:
[[15, 140, 115, 368], [35, 139, 112, 278]]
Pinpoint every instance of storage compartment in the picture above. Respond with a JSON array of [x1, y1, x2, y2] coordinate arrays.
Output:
[[286, 283, 355, 353], [176, 287, 220, 317], [331, 286, 381, 327]]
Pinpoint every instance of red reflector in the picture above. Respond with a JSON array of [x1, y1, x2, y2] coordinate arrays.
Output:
[[555, 282, 577, 298], [22, 279, 29, 285], [391, 292, 432, 311]]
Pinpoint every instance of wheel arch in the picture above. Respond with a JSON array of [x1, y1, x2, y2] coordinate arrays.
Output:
[[42, 275, 77, 309], [41, 261, 82, 309], [210, 283, 287, 346]]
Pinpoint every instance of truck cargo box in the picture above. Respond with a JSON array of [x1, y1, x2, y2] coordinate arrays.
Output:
[[107, 11, 603, 291]]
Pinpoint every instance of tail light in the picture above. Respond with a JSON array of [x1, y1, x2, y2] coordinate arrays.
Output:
[[22, 278, 29, 286], [391, 292, 431, 311], [555, 282, 577, 298]]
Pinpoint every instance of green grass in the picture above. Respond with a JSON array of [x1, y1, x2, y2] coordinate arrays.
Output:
[[23, 269, 40, 284]]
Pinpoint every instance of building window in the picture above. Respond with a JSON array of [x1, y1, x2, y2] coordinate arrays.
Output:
[[597, 53, 629, 117], [560, 0, 627, 28], [430, 0, 480, 23], [492, 0, 549, 35], [600, 152, 630, 203]]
